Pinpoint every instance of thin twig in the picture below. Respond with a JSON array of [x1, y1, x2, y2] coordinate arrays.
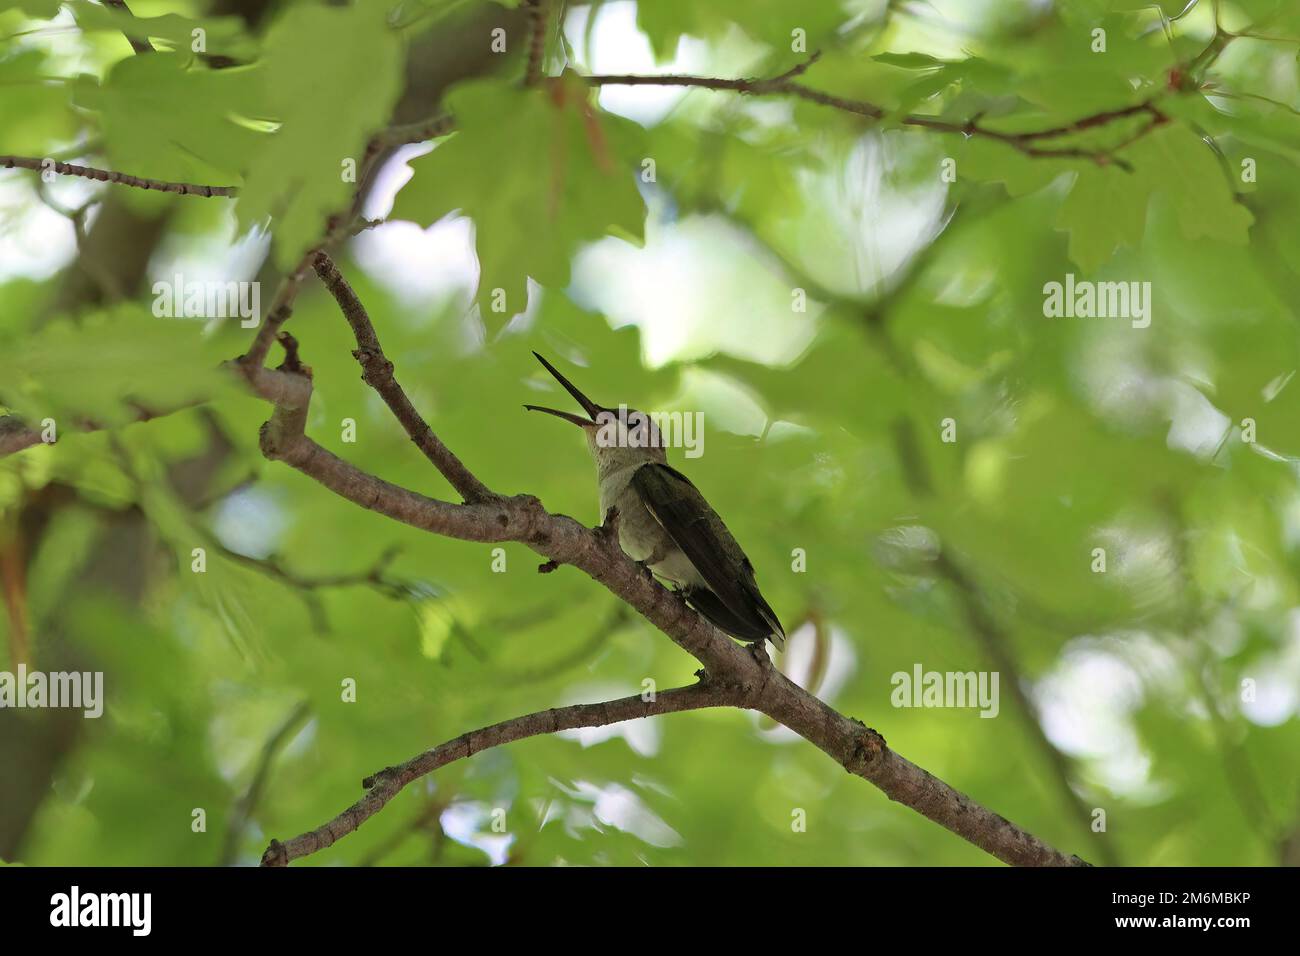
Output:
[[0, 155, 235, 196], [238, 111, 450, 373], [0, 402, 204, 459], [358, 798, 449, 866], [237, 254, 316, 370], [935, 550, 1122, 867], [311, 251, 495, 503], [583, 68, 1169, 166], [203, 534, 411, 633], [524, 0, 548, 86], [221, 700, 313, 865], [499, 604, 630, 686], [260, 682, 749, 865], [1, 113, 454, 204], [101, 0, 154, 55]]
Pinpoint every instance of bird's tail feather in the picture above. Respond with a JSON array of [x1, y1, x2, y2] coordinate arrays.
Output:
[[687, 587, 785, 650]]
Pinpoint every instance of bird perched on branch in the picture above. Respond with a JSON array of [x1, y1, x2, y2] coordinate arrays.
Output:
[[525, 352, 785, 650]]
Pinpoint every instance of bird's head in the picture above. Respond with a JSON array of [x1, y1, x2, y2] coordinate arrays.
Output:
[[525, 352, 667, 468]]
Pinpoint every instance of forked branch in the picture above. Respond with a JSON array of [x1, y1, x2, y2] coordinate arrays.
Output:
[[261, 681, 746, 865]]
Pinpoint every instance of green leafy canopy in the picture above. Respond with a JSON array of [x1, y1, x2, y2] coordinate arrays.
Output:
[[393, 76, 647, 323]]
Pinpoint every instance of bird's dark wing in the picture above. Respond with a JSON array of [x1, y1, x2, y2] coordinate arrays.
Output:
[[631, 462, 784, 645], [681, 587, 773, 643]]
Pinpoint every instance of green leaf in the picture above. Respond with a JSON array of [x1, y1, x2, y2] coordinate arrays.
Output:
[[74, 53, 262, 186], [958, 138, 1068, 198], [871, 52, 949, 70], [636, 0, 847, 60], [0, 306, 237, 426], [0, 49, 76, 153], [392, 77, 646, 326], [1165, 92, 1300, 165], [1055, 165, 1152, 271], [0, 0, 60, 16], [1129, 124, 1254, 244], [236, 0, 405, 268], [66, 0, 257, 58]]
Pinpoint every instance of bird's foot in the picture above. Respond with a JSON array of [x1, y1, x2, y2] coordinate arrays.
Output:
[[595, 506, 620, 547], [633, 559, 657, 581], [668, 585, 696, 621], [748, 640, 772, 670]]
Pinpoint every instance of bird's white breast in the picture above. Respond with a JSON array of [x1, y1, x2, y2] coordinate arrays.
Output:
[[599, 464, 705, 590]]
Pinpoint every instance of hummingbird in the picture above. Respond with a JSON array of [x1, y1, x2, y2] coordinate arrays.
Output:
[[525, 352, 785, 650]]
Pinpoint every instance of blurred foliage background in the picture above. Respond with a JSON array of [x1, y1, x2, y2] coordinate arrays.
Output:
[[1, 0, 1299, 866]]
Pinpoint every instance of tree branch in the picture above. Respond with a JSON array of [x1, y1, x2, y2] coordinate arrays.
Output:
[[261, 681, 745, 865], [222, 700, 313, 866], [0, 417, 44, 459], [100, 0, 155, 55], [583, 66, 1168, 166], [245, 266, 1092, 867], [1, 112, 455, 205], [372, 114, 456, 151], [524, 0, 548, 87], [0, 402, 202, 460], [3, 55, 1167, 213], [237, 113, 453, 372], [237, 254, 317, 370], [200, 528, 411, 634], [935, 550, 1121, 867], [311, 251, 495, 502], [0, 156, 235, 196]]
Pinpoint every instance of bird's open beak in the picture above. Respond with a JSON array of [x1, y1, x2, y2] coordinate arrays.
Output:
[[524, 352, 603, 427]]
